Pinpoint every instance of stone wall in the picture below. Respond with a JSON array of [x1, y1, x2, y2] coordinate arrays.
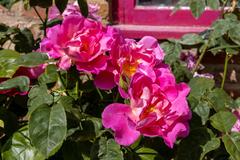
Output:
[[0, 0, 108, 37]]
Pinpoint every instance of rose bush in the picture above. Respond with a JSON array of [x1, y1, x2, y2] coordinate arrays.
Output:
[[0, 0, 240, 160]]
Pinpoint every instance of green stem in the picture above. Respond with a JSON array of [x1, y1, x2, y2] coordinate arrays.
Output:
[[43, 8, 49, 37], [58, 72, 70, 96], [33, 7, 44, 24], [192, 43, 208, 73], [221, 53, 231, 89], [96, 88, 103, 100]]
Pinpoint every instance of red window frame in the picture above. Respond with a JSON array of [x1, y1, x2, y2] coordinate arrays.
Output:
[[109, 0, 221, 39]]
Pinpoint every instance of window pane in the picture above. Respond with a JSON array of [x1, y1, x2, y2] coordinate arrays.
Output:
[[137, 0, 179, 6]]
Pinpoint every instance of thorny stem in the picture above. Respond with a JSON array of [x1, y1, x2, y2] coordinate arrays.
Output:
[[221, 53, 231, 89]]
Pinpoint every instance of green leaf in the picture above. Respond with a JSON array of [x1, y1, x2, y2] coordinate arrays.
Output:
[[0, 108, 18, 136], [208, 88, 234, 112], [16, 52, 48, 67], [1, 126, 45, 160], [29, 103, 67, 158], [190, 0, 205, 18], [222, 133, 240, 160], [193, 101, 210, 125], [58, 96, 74, 112], [0, 76, 30, 92], [136, 147, 158, 160], [180, 33, 203, 45], [27, 85, 54, 115], [229, 24, 240, 46], [13, 28, 34, 53], [0, 50, 20, 78], [210, 19, 235, 39], [210, 111, 237, 133], [161, 41, 182, 64], [55, 0, 68, 13], [62, 140, 91, 160], [38, 64, 58, 85], [0, 0, 18, 9], [176, 128, 212, 160], [200, 137, 221, 160], [188, 77, 215, 99], [77, 0, 89, 17], [91, 137, 124, 160], [206, 0, 220, 10], [0, 119, 4, 128], [71, 117, 102, 141]]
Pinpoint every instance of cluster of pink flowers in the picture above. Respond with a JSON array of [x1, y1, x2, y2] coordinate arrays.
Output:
[[39, 1, 191, 148]]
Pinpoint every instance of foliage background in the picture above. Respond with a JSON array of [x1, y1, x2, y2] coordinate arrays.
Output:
[[0, 0, 240, 160]]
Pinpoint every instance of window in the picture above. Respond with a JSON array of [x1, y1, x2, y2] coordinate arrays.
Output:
[[109, 0, 221, 39]]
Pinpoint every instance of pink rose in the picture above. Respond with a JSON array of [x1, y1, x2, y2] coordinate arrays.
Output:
[[40, 15, 116, 74], [94, 36, 164, 96], [102, 65, 191, 148]]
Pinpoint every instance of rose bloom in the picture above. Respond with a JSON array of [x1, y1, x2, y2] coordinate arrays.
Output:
[[40, 15, 117, 74], [102, 65, 191, 148], [94, 36, 164, 96]]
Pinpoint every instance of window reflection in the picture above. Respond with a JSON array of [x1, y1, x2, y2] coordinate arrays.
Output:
[[137, 0, 179, 6]]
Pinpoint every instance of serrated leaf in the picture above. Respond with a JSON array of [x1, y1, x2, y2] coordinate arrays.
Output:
[[223, 133, 240, 160], [210, 111, 237, 133], [0, 50, 20, 78], [38, 64, 58, 85], [27, 85, 53, 116], [190, 0, 205, 18], [210, 19, 235, 39], [180, 33, 203, 45], [176, 128, 212, 160], [229, 24, 240, 46], [200, 138, 221, 160], [208, 88, 234, 112], [161, 41, 182, 64], [58, 96, 74, 112], [207, 0, 220, 10], [62, 140, 91, 160], [188, 77, 215, 99], [1, 126, 45, 160], [16, 52, 48, 67], [29, 103, 67, 158], [55, 0, 68, 13], [13, 28, 34, 53], [193, 101, 210, 125], [0, 76, 30, 92], [91, 137, 123, 160], [71, 117, 102, 141]]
